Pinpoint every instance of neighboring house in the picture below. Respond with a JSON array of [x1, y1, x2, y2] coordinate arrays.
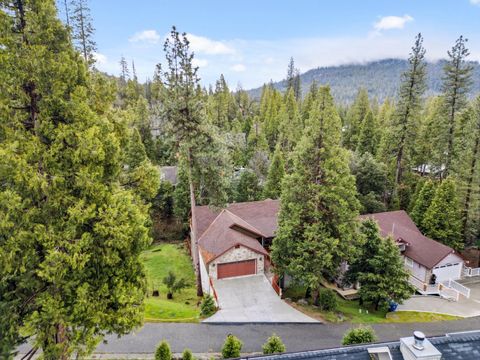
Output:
[[159, 166, 178, 185], [191, 200, 467, 297], [245, 330, 480, 360], [360, 210, 465, 284], [192, 199, 279, 294]]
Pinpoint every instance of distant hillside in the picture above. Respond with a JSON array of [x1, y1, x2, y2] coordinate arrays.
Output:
[[248, 58, 480, 104]]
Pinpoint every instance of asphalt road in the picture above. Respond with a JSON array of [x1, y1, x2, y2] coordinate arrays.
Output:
[[88, 317, 480, 354]]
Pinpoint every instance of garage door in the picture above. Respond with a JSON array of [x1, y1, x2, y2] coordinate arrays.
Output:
[[217, 259, 256, 279], [433, 263, 463, 282]]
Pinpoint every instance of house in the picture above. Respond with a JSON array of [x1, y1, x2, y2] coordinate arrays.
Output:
[[243, 330, 480, 360], [192, 199, 279, 294], [359, 210, 465, 285], [191, 200, 466, 297]]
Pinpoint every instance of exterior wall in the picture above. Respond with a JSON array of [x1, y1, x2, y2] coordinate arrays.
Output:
[[209, 246, 264, 280], [199, 252, 210, 294], [403, 255, 429, 282], [436, 253, 463, 267]]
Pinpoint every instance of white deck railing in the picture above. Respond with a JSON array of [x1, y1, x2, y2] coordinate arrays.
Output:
[[442, 279, 470, 299], [464, 267, 480, 277], [439, 285, 460, 301]]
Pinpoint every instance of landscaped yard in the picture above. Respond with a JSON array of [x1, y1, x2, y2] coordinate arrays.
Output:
[[283, 284, 461, 324], [142, 242, 201, 322]]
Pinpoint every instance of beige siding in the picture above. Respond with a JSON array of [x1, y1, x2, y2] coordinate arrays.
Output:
[[209, 246, 264, 279], [404, 255, 430, 282], [199, 251, 210, 294]]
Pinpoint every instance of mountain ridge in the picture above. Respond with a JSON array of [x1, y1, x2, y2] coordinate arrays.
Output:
[[247, 58, 480, 103]]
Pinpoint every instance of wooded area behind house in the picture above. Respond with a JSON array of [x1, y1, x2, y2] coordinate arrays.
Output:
[[1, 1, 479, 359]]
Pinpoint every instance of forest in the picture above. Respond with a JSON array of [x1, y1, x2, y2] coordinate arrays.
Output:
[[0, 0, 479, 359]]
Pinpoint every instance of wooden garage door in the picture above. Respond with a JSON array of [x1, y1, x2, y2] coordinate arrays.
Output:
[[217, 259, 256, 279]]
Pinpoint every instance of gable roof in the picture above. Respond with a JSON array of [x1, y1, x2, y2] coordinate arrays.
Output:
[[359, 210, 458, 269], [196, 209, 269, 264], [195, 199, 280, 240]]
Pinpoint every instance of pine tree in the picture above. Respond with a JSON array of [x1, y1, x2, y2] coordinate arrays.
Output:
[[263, 146, 285, 199], [158, 27, 230, 295], [271, 86, 360, 299], [422, 178, 463, 250], [234, 169, 262, 202], [278, 88, 302, 155], [344, 88, 370, 150], [0, 1, 153, 358], [356, 110, 379, 155], [348, 220, 414, 310], [392, 33, 427, 195], [410, 180, 436, 231], [120, 56, 130, 84], [70, 0, 97, 65], [441, 36, 473, 175], [460, 97, 480, 244]]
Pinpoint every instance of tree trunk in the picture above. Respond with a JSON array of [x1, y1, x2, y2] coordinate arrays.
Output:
[[462, 130, 479, 244], [187, 149, 203, 297]]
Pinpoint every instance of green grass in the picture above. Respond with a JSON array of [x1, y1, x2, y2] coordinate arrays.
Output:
[[283, 284, 461, 324], [142, 242, 201, 322]]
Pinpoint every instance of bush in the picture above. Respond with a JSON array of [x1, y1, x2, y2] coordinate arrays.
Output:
[[317, 288, 338, 311], [221, 334, 243, 359], [163, 271, 188, 299], [342, 327, 377, 345], [155, 340, 172, 360], [262, 334, 286, 354], [201, 294, 217, 317], [182, 349, 194, 360]]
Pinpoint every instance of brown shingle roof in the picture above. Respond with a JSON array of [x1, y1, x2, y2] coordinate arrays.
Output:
[[195, 199, 280, 240], [359, 210, 456, 269], [197, 209, 269, 264]]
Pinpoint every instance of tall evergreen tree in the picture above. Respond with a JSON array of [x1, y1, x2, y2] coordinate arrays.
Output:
[[391, 33, 427, 195], [158, 26, 229, 296], [347, 220, 414, 310], [70, 0, 96, 65], [422, 178, 463, 250], [0, 1, 154, 358], [263, 146, 285, 199], [344, 88, 370, 150], [460, 96, 480, 244], [356, 110, 379, 155], [234, 169, 262, 202], [441, 36, 473, 174], [271, 86, 360, 300], [410, 179, 436, 231]]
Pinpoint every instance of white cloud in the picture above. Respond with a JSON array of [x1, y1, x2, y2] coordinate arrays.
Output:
[[93, 52, 107, 65], [192, 58, 208, 67], [231, 63, 246, 72], [471, 0, 480, 5], [374, 15, 414, 31], [129, 30, 161, 44], [186, 33, 235, 55]]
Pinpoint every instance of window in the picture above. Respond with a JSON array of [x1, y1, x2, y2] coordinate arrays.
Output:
[[404, 257, 414, 267]]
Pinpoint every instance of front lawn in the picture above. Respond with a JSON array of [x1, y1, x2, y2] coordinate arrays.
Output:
[[283, 285, 460, 323], [142, 242, 201, 322]]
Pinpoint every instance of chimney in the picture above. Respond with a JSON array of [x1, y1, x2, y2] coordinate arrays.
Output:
[[400, 331, 441, 360]]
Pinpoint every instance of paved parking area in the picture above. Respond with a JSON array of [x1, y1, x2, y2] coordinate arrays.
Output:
[[203, 274, 319, 323], [398, 277, 480, 317]]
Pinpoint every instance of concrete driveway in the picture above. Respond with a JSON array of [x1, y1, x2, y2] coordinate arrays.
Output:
[[203, 274, 319, 323], [397, 277, 480, 317]]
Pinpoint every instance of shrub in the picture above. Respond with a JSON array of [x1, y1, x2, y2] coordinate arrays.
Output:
[[342, 326, 377, 345], [182, 349, 194, 360], [221, 334, 243, 359], [201, 294, 217, 317], [155, 340, 172, 360], [163, 271, 188, 299], [262, 333, 286, 354], [317, 288, 338, 311]]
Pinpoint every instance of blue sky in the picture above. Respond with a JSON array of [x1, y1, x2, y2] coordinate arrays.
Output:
[[78, 0, 480, 89]]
